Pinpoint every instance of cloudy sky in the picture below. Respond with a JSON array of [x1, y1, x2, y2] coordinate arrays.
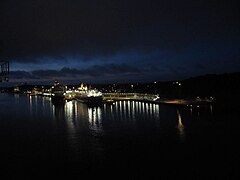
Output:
[[1, 0, 240, 84]]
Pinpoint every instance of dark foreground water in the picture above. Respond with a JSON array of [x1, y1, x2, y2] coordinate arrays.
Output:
[[0, 93, 239, 179]]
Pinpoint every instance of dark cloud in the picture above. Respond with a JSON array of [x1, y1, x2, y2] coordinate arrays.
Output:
[[31, 70, 61, 78], [1, 0, 240, 84], [194, 64, 206, 70], [1, 0, 239, 62], [83, 64, 141, 77], [10, 70, 38, 79], [11, 63, 141, 82]]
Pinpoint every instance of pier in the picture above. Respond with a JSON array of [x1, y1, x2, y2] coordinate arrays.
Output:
[[102, 93, 213, 105], [102, 93, 160, 102]]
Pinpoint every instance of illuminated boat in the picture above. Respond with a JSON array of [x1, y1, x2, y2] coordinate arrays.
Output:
[[51, 80, 66, 101], [75, 83, 103, 105]]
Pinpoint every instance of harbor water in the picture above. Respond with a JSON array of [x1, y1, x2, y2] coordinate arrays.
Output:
[[0, 93, 239, 178]]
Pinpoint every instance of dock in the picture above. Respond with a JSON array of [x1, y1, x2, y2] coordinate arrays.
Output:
[[102, 93, 213, 106]]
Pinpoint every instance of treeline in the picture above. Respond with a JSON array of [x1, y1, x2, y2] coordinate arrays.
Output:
[[94, 72, 240, 99]]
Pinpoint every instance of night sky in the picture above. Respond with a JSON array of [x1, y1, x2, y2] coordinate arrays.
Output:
[[1, 0, 240, 84]]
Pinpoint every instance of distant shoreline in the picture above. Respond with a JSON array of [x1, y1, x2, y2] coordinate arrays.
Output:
[[156, 98, 213, 106]]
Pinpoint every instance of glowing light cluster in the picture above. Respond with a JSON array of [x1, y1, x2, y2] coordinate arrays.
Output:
[[87, 90, 102, 97]]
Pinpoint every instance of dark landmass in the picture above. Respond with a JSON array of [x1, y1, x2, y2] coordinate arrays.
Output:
[[94, 72, 240, 103], [1, 72, 239, 109]]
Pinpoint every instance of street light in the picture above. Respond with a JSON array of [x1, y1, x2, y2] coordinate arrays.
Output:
[[131, 84, 134, 92]]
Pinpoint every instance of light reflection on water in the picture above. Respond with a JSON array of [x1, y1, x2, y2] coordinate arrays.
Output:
[[210, 105, 213, 114], [3, 94, 214, 138], [1, 93, 229, 177], [177, 109, 185, 141], [109, 101, 162, 123], [50, 100, 178, 135], [28, 95, 54, 120], [88, 106, 103, 134], [65, 101, 74, 129], [0, 93, 215, 148]]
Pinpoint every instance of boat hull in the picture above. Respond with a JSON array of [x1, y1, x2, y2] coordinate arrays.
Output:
[[76, 96, 103, 105], [51, 93, 65, 103]]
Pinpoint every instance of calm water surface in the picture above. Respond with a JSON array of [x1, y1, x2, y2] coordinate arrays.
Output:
[[0, 93, 239, 178]]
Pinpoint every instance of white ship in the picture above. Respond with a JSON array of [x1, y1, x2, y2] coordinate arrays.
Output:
[[75, 83, 103, 105]]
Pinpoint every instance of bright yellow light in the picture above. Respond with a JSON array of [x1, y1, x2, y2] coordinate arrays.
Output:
[[177, 109, 185, 141], [177, 110, 184, 128]]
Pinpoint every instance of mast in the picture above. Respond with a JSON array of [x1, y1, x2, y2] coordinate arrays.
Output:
[[0, 61, 9, 82]]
